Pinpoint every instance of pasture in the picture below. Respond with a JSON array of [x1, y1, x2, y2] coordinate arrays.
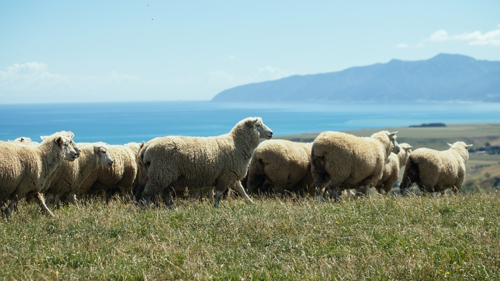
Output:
[[1, 193, 500, 280]]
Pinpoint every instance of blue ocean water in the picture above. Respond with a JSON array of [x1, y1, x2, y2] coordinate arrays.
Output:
[[0, 102, 499, 144]]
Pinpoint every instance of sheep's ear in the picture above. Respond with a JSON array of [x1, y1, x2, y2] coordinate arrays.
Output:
[[447, 143, 453, 147], [404, 146, 413, 151], [246, 118, 258, 127], [56, 136, 64, 147], [94, 145, 101, 154], [388, 131, 398, 139], [465, 144, 473, 149], [140, 141, 145, 149], [40, 136, 48, 141], [68, 131, 74, 138]]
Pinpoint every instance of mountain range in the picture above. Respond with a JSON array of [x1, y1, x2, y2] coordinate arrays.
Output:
[[211, 54, 500, 102]]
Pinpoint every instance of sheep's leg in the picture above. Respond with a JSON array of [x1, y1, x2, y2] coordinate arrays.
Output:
[[214, 191, 224, 208], [141, 181, 162, 207], [356, 185, 370, 198], [191, 190, 200, 200], [160, 188, 175, 208], [4, 200, 18, 219], [34, 192, 55, 217], [53, 194, 62, 209], [232, 181, 254, 205]]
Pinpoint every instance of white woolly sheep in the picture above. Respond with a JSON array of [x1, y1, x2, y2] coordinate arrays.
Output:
[[139, 117, 273, 207], [0, 131, 80, 217], [373, 143, 412, 194], [76, 143, 140, 201], [246, 139, 314, 196], [400, 141, 473, 195], [44, 142, 114, 206], [311, 130, 400, 200]]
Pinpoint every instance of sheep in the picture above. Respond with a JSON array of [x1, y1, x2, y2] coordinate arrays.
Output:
[[373, 143, 412, 194], [0, 131, 80, 218], [399, 141, 473, 195], [43, 142, 114, 207], [131, 141, 150, 201], [76, 143, 140, 202], [311, 130, 400, 200], [139, 117, 273, 208], [13, 137, 34, 144], [246, 139, 314, 197]]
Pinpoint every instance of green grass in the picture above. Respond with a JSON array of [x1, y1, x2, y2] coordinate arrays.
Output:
[[2, 193, 500, 280]]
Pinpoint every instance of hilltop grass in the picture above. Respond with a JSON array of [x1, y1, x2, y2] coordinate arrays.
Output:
[[2, 192, 500, 280]]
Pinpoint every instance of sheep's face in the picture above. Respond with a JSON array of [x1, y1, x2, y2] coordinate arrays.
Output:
[[249, 118, 273, 139], [387, 132, 400, 153], [95, 145, 114, 167], [60, 136, 80, 161]]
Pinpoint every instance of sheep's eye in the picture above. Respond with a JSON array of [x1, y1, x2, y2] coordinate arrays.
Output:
[[256, 124, 261, 127], [103, 151, 106, 154]]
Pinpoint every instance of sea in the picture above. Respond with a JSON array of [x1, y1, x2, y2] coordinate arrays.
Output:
[[0, 101, 499, 144]]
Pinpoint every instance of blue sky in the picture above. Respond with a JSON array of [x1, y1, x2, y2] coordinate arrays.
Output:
[[1, 1, 499, 103]]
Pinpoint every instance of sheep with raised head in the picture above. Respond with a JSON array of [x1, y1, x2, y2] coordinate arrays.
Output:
[[311, 130, 400, 200], [77, 143, 139, 201], [399, 141, 473, 195], [44, 142, 114, 206], [246, 139, 314, 196], [139, 117, 273, 207], [0, 131, 80, 217], [373, 142, 412, 194]]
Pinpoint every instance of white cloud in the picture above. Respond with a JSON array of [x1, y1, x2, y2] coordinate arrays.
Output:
[[416, 43, 424, 48], [254, 66, 290, 81], [228, 55, 235, 60], [206, 66, 290, 85], [426, 24, 500, 46], [396, 43, 408, 48], [206, 70, 237, 83], [0, 62, 141, 103]]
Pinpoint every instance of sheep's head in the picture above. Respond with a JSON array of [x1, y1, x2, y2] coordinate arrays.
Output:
[[94, 143, 114, 167], [42, 131, 80, 161], [398, 143, 413, 167], [14, 137, 32, 144], [246, 117, 273, 140], [388, 132, 401, 154], [448, 141, 473, 161]]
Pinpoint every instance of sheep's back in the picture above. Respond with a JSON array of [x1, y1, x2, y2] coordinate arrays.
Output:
[[143, 136, 232, 187], [313, 132, 384, 182], [0, 144, 42, 199]]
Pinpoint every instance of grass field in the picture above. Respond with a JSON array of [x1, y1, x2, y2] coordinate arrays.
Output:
[[1, 193, 500, 280]]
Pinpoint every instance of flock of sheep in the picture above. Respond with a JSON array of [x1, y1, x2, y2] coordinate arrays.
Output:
[[0, 117, 473, 218]]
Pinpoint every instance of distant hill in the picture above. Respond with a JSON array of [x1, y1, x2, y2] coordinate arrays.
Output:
[[212, 54, 500, 102]]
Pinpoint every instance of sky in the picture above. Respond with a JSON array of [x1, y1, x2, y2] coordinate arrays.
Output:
[[0, 1, 499, 104]]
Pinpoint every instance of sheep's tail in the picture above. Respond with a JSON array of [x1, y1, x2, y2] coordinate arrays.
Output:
[[400, 156, 419, 195], [246, 153, 266, 194]]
